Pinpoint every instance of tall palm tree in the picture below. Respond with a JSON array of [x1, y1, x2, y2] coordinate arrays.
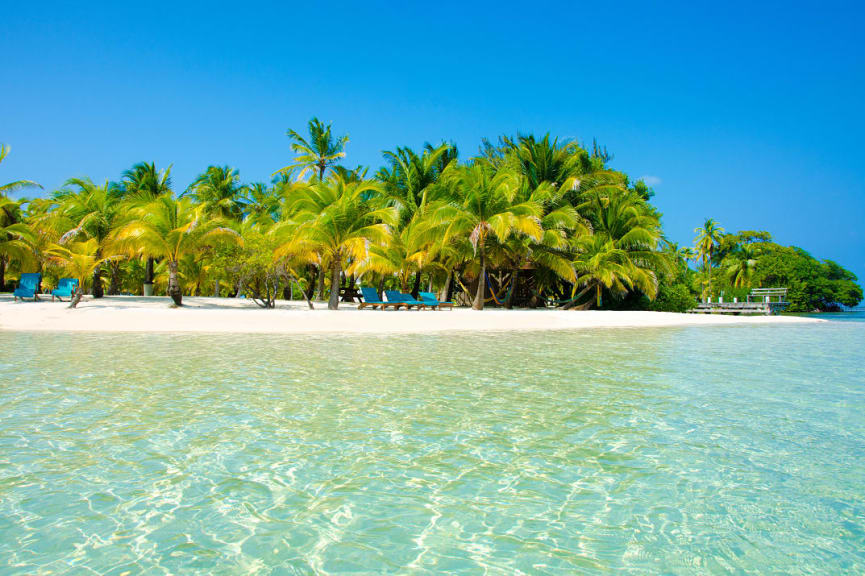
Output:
[[54, 178, 122, 297], [438, 163, 543, 310], [276, 175, 395, 309], [0, 195, 35, 290], [119, 162, 173, 290], [694, 218, 725, 299], [112, 196, 239, 306], [274, 117, 349, 181], [186, 165, 245, 219], [242, 182, 281, 225]]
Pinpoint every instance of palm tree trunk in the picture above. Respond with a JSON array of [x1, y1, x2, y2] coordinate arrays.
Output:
[[505, 268, 519, 309], [328, 256, 341, 310], [315, 264, 326, 301], [473, 245, 486, 310], [0, 256, 6, 291], [108, 262, 121, 295], [167, 260, 182, 306], [69, 284, 83, 309], [144, 256, 155, 293], [92, 248, 104, 298], [596, 284, 602, 308], [377, 277, 385, 299], [213, 278, 220, 298], [441, 269, 453, 302], [411, 272, 422, 299]]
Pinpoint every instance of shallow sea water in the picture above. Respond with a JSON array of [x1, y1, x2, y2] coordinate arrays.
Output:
[[1, 315, 864, 574]]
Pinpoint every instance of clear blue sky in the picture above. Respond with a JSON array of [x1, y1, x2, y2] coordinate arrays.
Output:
[[3, 1, 864, 280]]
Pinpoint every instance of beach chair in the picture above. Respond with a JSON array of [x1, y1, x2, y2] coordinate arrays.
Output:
[[13, 273, 41, 301], [419, 291, 454, 310], [51, 278, 79, 302], [385, 290, 432, 310], [359, 287, 405, 310]]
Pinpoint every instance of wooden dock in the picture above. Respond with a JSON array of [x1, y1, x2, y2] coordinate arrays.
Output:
[[688, 288, 790, 315]]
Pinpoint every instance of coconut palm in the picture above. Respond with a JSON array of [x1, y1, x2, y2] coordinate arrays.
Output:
[[45, 238, 107, 308], [276, 175, 395, 309], [694, 218, 725, 299], [53, 177, 122, 297], [112, 195, 239, 305], [572, 234, 657, 308], [242, 182, 281, 225], [0, 195, 36, 290], [186, 165, 245, 219], [119, 162, 173, 289], [274, 117, 349, 181], [437, 163, 543, 310], [725, 243, 759, 289]]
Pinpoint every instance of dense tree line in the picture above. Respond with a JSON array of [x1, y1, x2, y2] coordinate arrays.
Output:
[[1, 122, 860, 312]]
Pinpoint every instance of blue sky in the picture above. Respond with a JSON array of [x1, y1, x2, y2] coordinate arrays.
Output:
[[3, 1, 864, 280]]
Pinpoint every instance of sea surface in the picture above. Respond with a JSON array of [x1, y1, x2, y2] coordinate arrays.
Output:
[[1, 314, 864, 574]]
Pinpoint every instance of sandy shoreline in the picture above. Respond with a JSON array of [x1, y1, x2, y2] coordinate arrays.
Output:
[[0, 294, 822, 335]]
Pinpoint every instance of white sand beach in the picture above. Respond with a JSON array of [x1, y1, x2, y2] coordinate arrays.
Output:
[[0, 294, 821, 334]]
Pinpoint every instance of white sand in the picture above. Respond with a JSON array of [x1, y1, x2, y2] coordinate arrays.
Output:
[[0, 294, 821, 334]]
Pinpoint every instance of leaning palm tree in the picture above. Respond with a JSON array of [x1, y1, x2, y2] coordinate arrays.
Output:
[[46, 238, 107, 308], [276, 175, 395, 309], [0, 144, 42, 196], [694, 218, 725, 299], [53, 177, 122, 297], [112, 196, 239, 306], [725, 243, 759, 289], [437, 162, 543, 310], [274, 117, 349, 181]]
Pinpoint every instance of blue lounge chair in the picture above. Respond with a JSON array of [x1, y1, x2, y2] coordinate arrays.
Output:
[[13, 273, 41, 301], [385, 290, 432, 310], [51, 278, 79, 302], [419, 291, 454, 310], [359, 286, 404, 310]]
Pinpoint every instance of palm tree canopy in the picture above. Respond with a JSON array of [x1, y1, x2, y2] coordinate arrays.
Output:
[[274, 118, 349, 180]]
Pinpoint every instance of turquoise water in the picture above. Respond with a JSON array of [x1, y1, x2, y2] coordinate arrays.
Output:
[[1, 317, 864, 574]]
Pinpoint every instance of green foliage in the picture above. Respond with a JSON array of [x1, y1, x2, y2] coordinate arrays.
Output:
[[650, 283, 696, 312]]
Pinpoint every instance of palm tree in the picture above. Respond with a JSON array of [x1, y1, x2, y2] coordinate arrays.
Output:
[[438, 163, 543, 310], [694, 218, 725, 299], [0, 196, 35, 290], [276, 175, 395, 309], [53, 178, 121, 297], [242, 182, 281, 225], [274, 117, 349, 181], [572, 234, 655, 308], [112, 196, 239, 305], [119, 162, 173, 291], [46, 238, 107, 308], [725, 243, 759, 289], [186, 165, 245, 219]]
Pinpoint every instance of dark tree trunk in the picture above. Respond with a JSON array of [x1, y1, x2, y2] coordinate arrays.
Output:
[[145, 257, 154, 283], [283, 283, 292, 300], [411, 272, 422, 299], [108, 261, 121, 295], [443, 269, 454, 302], [328, 257, 341, 310], [505, 268, 519, 309], [473, 246, 486, 310], [377, 276, 385, 299], [167, 260, 182, 306], [0, 256, 6, 291], [92, 249, 104, 298]]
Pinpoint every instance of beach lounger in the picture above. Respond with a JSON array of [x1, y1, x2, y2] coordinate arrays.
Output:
[[419, 291, 454, 310], [51, 278, 79, 302], [360, 286, 405, 310], [13, 273, 41, 301], [385, 290, 432, 310]]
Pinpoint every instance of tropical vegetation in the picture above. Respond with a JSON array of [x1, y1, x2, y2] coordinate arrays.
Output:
[[1, 122, 860, 312]]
